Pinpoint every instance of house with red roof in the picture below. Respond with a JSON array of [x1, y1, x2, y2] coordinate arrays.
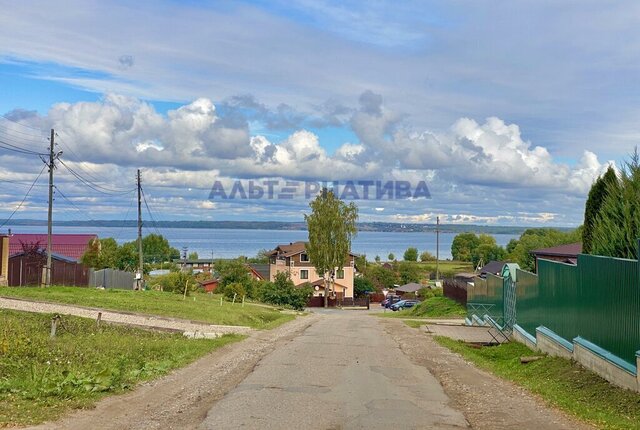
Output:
[[8, 233, 97, 261]]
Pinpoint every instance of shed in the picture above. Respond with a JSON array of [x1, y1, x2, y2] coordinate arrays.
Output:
[[531, 242, 582, 271], [395, 282, 423, 295], [8, 250, 89, 286]]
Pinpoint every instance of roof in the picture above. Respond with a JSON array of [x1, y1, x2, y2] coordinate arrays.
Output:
[[249, 264, 269, 280], [9, 250, 78, 263], [9, 234, 97, 260], [479, 261, 506, 276], [199, 278, 219, 286], [307, 279, 347, 290], [395, 282, 423, 293], [531, 242, 582, 257], [269, 241, 357, 257]]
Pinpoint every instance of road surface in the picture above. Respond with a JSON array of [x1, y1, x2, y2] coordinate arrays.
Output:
[[199, 311, 469, 429]]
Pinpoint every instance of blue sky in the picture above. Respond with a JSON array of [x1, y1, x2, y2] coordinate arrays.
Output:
[[1, 0, 639, 226]]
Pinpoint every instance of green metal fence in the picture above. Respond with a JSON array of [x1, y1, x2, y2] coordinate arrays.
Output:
[[515, 254, 640, 366], [467, 273, 504, 326]]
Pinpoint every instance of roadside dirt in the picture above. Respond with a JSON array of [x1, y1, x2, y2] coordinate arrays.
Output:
[[382, 318, 595, 430], [25, 313, 320, 430]]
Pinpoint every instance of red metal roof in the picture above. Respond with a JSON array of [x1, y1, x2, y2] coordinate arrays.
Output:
[[8, 234, 97, 260]]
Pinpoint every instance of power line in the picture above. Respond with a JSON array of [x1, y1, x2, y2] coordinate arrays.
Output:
[[141, 186, 163, 236], [59, 159, 135, 195], [0, 137, 48, 156], [55, 138, 106, 184], [0, 114, 47, 133], [0, 165, 47, 228]]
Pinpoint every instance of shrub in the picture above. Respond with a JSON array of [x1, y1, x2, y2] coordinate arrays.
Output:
[[223, 282, 246, 301], [149, 271, 197, 294], [257, 272, 312, 310], [403, 247, 418, 261], [420, 250, 436, 261], [417, 287, 434, 300]]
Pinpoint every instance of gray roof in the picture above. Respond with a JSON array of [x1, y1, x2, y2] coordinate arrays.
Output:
[[395, 282, 423, 293]]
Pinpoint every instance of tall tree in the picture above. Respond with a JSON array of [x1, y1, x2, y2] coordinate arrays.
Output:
[[582, 166, 617, 253], [305, 189, 358, 307], [451, 233, 481, 261], [403, 247, 418, 261], [591, 151, 639, 259]]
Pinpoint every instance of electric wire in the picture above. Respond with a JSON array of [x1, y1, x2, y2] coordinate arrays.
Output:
[[0, 165, 47, 228]]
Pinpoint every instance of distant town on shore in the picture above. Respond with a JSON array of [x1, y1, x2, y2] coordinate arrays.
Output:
[[2, 219, 575, 235]]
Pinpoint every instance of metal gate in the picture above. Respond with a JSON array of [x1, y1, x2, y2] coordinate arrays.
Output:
[[501, 264, 518, 333]]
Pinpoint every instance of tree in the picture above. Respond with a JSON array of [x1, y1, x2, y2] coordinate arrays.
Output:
[[364, 265, 399, 290], [591, 152, 640, 259], [387, 253, 395, 261], [354, 277, 375, 297], [507, 228, 582, 271], [140, 234, 180, 263], [582, 166, 618, 254], [215, 259, 252, 292], [305, 189, 358, 307], [420, 250, 436, 261], [188, 251, 199, 260], [403, 247, 418, 261], [258, 272, 312, 310], [81, 237, 119, 269], [451, 233, 481, 261], [374, 255, 381, 263], [398, 261, 421, 284]]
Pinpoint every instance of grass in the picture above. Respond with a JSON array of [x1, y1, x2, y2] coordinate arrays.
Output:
[[379, 296, 467, 319], [0, 286, 295, 330], [403, 320, 424, 328], [0, 309, 243, 427], [434, 337, 640, 430], [414, 260, 474, 278]]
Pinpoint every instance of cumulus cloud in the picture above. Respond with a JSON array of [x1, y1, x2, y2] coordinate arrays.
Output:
[[0, 91, 614, 224]]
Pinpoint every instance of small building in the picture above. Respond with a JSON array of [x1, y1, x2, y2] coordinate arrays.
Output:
[[173, 258, 214, 274], [8, 250, 89, 286], [199, 278, 220, 293], [395, 282, 423, 296], [8, 233, 97, 260], [478, 261, 507, 278], [531, 242, 582, 272]]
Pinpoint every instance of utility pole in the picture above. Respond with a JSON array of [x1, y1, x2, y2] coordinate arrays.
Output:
[[136, 169, 143, 290], [436, 216, 440, 282], [45, 129, 61, 288]]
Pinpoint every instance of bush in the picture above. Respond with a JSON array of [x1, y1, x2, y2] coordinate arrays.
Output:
[[420, 250, 436, 261], [354, 277, 375, 297], [417, 287, 434, 300], [403, 247, 418, 261], [257, 272, 312, 310], [149, 271, 197, 294], [223, 282, 246, 301]]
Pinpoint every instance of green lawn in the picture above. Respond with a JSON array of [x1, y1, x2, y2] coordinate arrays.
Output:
[[435, 337, 640, 430], [379, 296, 467, 319], [0, 287, 295, 329], [0, 309, 243, 427]]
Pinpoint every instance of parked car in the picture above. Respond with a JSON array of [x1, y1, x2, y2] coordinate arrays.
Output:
[[391, 299, 419, 311], [381, 296, 402, 308]]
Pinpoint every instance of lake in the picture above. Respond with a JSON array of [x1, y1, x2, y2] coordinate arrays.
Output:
[[4, 225, 519, 260]]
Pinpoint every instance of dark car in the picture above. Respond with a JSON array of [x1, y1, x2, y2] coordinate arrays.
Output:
[[391, 299, 419, 311], [381, 296, 400, 308]]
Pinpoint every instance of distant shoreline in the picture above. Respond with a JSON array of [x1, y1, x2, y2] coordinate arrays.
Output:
[[1, 219, 576, 235]]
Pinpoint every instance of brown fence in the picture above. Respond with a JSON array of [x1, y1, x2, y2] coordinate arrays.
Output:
[[307, 296, 338, 307], [368, 292, 385, 303], [338, 296, 370, 308], [8, 254, 89, 286], [443, 278, 468, 306]]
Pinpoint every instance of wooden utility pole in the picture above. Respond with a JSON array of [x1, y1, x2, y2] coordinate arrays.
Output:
[[45, 129, 60, 288], [136, 169, 143, 289], [436, 216, 440, 282]]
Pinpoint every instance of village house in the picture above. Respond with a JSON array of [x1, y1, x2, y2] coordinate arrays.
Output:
[[8, 233, 97, 260], [268, 241, 356, 299], [531, 242, 582, 272]]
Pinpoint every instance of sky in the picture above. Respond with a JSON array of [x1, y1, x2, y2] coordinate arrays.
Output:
[[1, 0, 639, 227]]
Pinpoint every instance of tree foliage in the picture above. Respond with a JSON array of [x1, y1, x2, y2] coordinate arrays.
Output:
[[81, 234, 179, 272], [506, 228, 582, 271], [398, 261, 421, 284], [304, 189, 358, 306], [258, 272, 311, 310], [591, 153, 640, 259], [403, 247, 418, 261], [582, 166, 618, 254], [451, 233, 481, 261], [387, 253, 395, 261], [354, 277, 375, 297], [420, 250, 436, 261]]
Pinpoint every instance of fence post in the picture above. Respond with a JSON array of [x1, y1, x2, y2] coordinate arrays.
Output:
[[50, 315, 60, 338], [96, 312, 102, 328]]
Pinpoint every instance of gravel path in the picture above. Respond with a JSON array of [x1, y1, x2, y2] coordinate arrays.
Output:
[[0, 297, 253, 336]]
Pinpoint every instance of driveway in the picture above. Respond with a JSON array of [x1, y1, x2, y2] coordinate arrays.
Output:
[[199, 312, 469, 429]]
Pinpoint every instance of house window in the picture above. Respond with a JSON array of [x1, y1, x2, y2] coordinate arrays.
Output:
[[336, 269, 344, 279], [300, 253, 309, 262], [300, 269, 309, 279]]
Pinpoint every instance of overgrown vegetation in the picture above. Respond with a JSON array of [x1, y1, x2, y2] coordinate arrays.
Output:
[[257, 272, 312, 311], [0, 287, 294, 329], [0, 309, 242, 427], [435, 337, 640, 430], [81, 234, 180, 272]]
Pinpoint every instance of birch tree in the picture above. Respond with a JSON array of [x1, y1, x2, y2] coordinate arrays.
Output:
[[305, 189, 358, 307]]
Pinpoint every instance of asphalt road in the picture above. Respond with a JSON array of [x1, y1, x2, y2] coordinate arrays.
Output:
[[199, 311, 469, 430]]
